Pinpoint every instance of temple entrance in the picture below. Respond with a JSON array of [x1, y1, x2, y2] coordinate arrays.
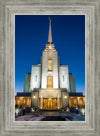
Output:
[[43, 98, 57, 109], [38, 98, 62, 110]]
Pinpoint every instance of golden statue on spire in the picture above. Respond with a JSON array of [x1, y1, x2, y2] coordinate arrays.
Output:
[[49, 17, 51, 24]]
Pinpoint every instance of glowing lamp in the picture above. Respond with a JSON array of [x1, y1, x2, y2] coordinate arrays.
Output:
[[33, 96, 36, 99], [64, 96, 67, 99]]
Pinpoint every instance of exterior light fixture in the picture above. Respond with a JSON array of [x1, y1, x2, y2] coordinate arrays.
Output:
[[33, 96, 36, 99], [64, 96, 67, 99], [16, 109, 19, 113], [31, 108, 34, 112], [15, 108, 19, 116]]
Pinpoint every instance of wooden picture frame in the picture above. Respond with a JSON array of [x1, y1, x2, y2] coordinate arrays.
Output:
[[0, 0, 100, 136]]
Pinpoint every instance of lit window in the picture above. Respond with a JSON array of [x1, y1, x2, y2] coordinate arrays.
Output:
[[49, 50, 51, 60], [48, 60, 52, 71], [47, 76, 53, 88]]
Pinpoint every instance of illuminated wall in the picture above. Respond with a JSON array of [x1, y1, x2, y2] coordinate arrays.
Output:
[[30, 65, 41, 91], [15, 96, 85, 108], [59, 66, 69, 91], [41, 46, 59, 88], [15, 97, 31, 108], [69, 97, 85, 108]]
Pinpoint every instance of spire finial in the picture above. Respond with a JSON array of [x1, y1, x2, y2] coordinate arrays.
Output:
[[49, 17, 51, 24], [48, 17, 52, 43]]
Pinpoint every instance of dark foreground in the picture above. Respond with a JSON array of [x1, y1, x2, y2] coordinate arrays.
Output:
[[15, 112, 85, 121]]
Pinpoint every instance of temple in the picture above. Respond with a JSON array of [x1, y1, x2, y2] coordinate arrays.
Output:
[[15, 18, 85, 111]]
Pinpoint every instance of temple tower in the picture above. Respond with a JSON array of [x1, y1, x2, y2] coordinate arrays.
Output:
[[41, 18, 59, 89]]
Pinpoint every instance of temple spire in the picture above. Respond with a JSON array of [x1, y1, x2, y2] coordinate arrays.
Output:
[[48, 17, 52, 43], [44, 18, 56, 52]]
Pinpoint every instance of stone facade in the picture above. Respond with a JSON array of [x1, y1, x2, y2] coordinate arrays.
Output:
[[30, 65, 41, 91], [59, 65, 69, 91], [41, 45, 59, 88]]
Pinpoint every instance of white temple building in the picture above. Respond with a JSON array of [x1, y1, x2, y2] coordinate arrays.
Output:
[[23, 18, 76, 110]]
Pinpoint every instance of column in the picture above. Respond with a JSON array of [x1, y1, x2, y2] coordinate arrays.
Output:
[[57, 94, 60, 109], [41, 95, 43, 109]]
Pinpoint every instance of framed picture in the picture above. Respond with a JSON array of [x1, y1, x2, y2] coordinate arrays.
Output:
[[15, 15, 85, 121], [0, 0, 100, 136]]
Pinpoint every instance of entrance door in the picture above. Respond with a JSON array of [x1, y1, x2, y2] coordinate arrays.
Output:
[[43, 98, 57, 109], [38, 98, 62, 109]]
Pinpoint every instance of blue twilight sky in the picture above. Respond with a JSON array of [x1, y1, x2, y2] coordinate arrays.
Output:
[[15, 15, 85, 95]]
